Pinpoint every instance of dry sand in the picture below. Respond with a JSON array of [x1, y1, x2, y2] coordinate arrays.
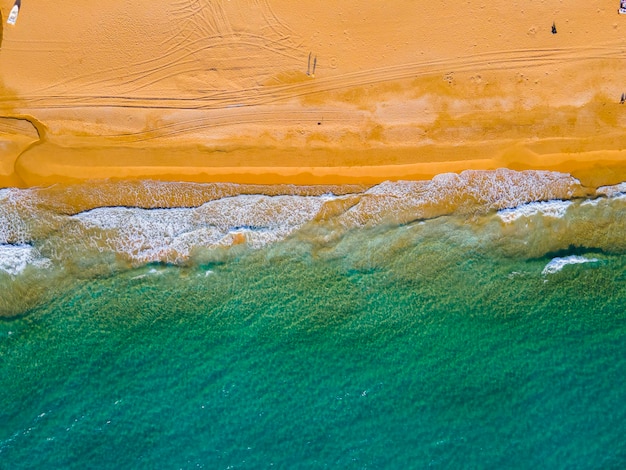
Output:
[[1, 0, 626, 189]]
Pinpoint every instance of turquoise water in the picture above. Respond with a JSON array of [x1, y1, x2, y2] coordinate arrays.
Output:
[[2, 172, 626, 468]]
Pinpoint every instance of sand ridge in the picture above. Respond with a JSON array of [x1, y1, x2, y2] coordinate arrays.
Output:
[[1, 0, 626, 188]]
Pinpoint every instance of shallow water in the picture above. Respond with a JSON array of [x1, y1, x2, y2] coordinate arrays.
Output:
[[1, 170, 626, 468]]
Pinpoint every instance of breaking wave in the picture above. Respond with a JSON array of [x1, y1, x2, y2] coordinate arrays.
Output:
[[2, 168, 625, 316], [497, 200, 573, 223], [542, 256, 600, 276]]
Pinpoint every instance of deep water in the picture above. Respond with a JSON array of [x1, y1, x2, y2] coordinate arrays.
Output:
[[1, 174, 626, 468]]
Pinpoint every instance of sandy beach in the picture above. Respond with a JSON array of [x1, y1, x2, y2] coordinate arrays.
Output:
[[1, 0, 626, 189]]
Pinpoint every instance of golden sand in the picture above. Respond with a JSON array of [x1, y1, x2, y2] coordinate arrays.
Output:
[[1, 0, 626, 189]]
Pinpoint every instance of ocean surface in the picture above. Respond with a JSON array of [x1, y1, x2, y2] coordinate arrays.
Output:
[[1, 169, 626, 468]]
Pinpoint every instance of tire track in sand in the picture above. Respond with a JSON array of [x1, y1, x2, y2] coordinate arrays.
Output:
[[11, 43, 626, 112]]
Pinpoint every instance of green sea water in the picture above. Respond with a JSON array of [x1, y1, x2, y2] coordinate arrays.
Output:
[[1, 173, 626, 468]]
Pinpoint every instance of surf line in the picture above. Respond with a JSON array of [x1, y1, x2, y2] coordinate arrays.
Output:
[[7, 0, 21, 26]]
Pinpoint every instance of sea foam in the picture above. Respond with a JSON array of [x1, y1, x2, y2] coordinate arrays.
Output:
[[597, 182, 626, 198], [0, 244, 52, 276], [0, 189, 35, 245], [72, 194, 329, 263], [337, 169, 581, 227]]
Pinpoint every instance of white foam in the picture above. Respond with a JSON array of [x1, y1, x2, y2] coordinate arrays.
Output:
[[0, 244, 52, 276], [337, 169, 581, 228], [130, 268, 164, 280], [596, 182, 626, 198], [72, 194, 327, 263], [429, 169, 579, 210], [0, 189, 32, 244], [542, 255, 599, 275], [0, 188, 61, 246], [497, 200, 572, 223]]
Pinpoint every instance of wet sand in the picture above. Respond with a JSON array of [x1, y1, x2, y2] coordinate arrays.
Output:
[[1, 0, 626, 189]]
